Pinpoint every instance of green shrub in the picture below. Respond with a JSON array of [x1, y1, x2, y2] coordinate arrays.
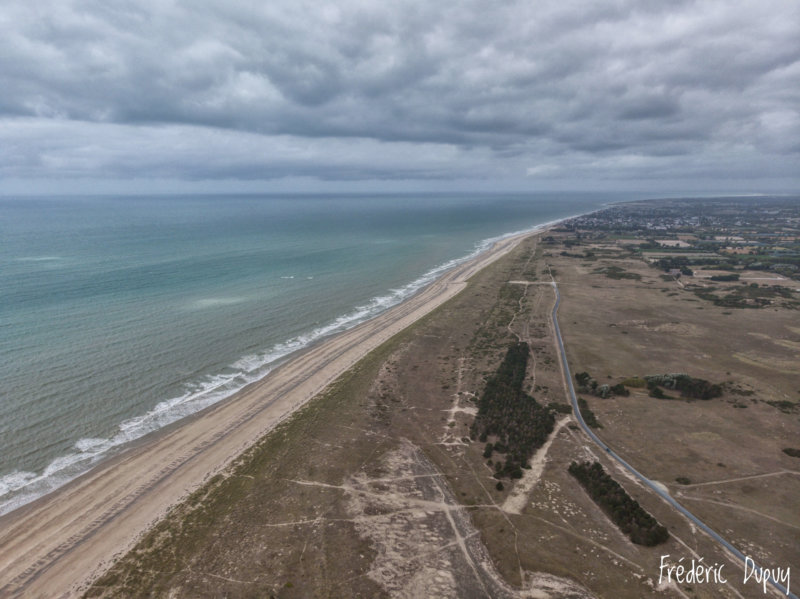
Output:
[[577, 398, 601, 428], [645, 373, 722, 400], [610, 383, 630, 396]]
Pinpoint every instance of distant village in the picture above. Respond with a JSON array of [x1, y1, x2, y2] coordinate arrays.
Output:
[[560, 196, 800, 281]]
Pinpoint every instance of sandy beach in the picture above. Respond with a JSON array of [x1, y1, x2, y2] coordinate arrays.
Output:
[[0, 229, 534, 598]]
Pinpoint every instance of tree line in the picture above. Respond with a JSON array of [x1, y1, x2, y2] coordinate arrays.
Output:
[[568, 461, 669, 546], [471, 342, 555, 479]]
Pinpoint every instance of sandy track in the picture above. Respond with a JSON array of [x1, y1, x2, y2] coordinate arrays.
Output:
[[0, 231, 531, 598]]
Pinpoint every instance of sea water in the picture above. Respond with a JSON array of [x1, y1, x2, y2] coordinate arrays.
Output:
[[0, 192, 628, 514]]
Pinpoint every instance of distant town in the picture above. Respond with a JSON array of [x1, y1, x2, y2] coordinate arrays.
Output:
[[554, 196, 800, 310], [566, 197, 799, 272]]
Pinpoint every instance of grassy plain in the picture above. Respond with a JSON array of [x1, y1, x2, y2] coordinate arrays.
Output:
[[550, 230, 800, 596]]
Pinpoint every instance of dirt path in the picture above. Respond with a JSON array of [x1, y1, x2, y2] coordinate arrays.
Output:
[[502, 417, 571, 515], [341, 441, 593, 598]]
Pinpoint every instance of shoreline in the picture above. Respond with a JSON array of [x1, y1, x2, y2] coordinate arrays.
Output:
[[0, 220, 559, 598], [0, 216, 573, 517]]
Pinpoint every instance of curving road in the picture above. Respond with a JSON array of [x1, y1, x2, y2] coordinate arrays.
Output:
[[550, 280, 796, 599]]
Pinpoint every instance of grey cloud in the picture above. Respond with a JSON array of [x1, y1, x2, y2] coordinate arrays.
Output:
[[0, 0, 798, 189], [618, 94, 681, 121]]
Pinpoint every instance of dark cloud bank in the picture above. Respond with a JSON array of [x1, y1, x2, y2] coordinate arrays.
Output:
[[1, 0, 798, 193]]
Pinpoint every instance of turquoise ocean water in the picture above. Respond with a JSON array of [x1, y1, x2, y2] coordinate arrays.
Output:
[[0, 192, 629, 514]]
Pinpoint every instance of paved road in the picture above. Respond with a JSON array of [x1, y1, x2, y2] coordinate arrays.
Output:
[[549, 281, 796, 599]]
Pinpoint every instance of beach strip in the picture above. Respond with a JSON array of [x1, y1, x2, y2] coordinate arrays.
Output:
[[0, 228, 538, 598]]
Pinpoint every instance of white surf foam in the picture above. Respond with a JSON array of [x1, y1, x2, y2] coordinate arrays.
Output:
[[15, 256, 63, 262], [186, 297, 247, 310]]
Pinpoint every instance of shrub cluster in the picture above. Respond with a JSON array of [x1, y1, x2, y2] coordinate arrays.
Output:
[[568, 461, 669, 546], [577, 398, 602, 428], [644, 373, 722, 400], [593, 265, 642, 280], [766, 400, 799, 413], [710, 273, 740, 281], [471, 342, 555, 479], [649, 386, 669, 399], [688, 283, 795, 309], [575, 371, 629, 398]]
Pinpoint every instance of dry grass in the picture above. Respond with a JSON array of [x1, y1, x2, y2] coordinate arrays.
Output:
[[549, 233, 800, 596]]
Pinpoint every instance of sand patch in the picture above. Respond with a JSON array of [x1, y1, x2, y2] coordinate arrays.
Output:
[[521, 572, 598, 598], [345, 442, 593, 598], [747, 332, 800, 352], [616, 320, 702, 337], [502, 417, 570, 515], [734, 352, 800, 374], [684, 431, 723, 443], [650, 480, 669, 495]]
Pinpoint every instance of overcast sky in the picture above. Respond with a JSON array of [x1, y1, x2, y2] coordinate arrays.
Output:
[[1, 0, 798, 194]]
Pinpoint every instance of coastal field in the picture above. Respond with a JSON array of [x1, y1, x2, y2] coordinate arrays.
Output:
[[548, 207, 800, 596]]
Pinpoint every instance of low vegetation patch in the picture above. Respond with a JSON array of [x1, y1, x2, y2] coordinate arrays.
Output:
[[782, 448, 800, 458], [577, 397, 601, 428], [648, 386, 671, 399], [569, 461, 669, 546], [722, 382, 754, 396], [593, 265, 641, 280], [765, 400, 799, 414], [688, 283, 796, 309]]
